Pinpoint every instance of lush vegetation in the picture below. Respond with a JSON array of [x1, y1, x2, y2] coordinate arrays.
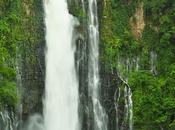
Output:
[[0, 0, 174, 129], [0, 0, 20, 110], [101, 0, 175, 129]]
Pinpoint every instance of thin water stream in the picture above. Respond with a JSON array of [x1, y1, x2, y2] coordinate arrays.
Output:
[[88, 0, 108, 130]]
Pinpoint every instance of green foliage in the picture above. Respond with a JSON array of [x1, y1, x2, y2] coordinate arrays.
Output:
[[101, 0, 175, 129], [0, 0, 21, 110], [0, 80, 17, 109], [128, 70, 175, 129], [0, 65, 17, 110], [101, 0, 141, 67]]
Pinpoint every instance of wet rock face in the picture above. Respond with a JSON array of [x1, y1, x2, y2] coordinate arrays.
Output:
[[18, 0, 45, 122], [100, 63, 120, 130], [99, 1, 119, 130], [69, 0, 118, 129], [68, 1, 91, 130], [20, 42, 45, 121]]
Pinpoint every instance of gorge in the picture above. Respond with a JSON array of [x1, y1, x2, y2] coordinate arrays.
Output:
[[0, 0, 175, 130]]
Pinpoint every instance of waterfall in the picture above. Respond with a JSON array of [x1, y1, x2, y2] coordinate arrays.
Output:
[[150, 51, 157, 75], [88, 0, 108, 130], [0, 110, 17, 130], [44, 0, 79, 130], [116, 57, 134, 130], [81, 0, 85, 13]]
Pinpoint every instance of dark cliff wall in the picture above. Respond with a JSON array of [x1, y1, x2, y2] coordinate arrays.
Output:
[[68, 1, 92, 129], [68, 1, 118, 130], [18, 0, 45, 122]]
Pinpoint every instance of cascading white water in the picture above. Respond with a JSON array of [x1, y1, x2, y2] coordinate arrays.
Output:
[[88, 0, 108, 130], [117, 58, 134, 130], [44, 0, 79, 130], [150, 51, 157, 75], [0, 110, 17, 130], [81, 0, 85, 13]]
